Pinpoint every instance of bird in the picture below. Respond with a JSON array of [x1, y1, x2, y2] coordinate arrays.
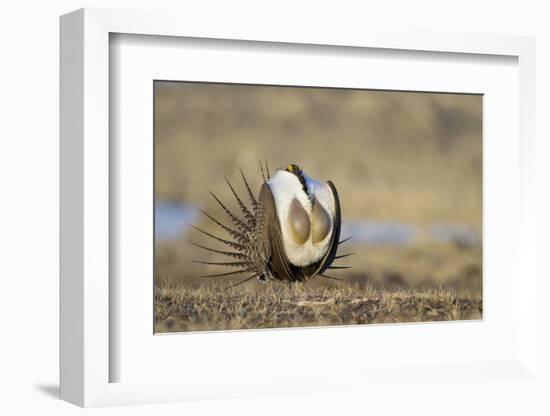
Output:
[[190, 162, 352, 287]]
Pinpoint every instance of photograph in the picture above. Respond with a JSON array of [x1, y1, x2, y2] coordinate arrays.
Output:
[[154, 81, 483, 333]]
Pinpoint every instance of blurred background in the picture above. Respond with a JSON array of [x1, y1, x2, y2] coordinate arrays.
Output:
[[155, 81, 482, 293]]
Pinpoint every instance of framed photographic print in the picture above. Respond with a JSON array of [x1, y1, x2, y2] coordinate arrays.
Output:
[[60, 8, 539, 408]]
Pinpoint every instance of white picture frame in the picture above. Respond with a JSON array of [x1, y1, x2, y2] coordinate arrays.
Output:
[[60, 7, 538, 408]]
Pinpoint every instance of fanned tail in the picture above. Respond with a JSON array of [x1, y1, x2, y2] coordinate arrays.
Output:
[[224, 177, 256, 225], [197, 208, 246, 242], [200, 268, 257, 279], [259, 160, 271, 182], [193, 167, 266, 287], [192, 225, 246, 251], [225, 274, 262, 289], [188, 240, 247, 260], [193, 260, 253, 268], [209, 191, 250, 232], [239, 169, 258, 210]]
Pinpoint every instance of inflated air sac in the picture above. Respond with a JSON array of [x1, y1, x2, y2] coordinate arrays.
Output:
[[288, 198, 310, 244], [311, 199, 331, 244]]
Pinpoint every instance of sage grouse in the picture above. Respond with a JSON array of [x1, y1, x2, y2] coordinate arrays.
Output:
[[191, 163, 351, 287]]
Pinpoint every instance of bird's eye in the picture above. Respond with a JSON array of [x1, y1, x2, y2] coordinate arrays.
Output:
[[311, 200, 331, 243], [288, 198, 310, 245]]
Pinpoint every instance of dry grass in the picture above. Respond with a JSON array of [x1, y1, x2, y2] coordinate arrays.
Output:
[[155, 281, 482, 333]]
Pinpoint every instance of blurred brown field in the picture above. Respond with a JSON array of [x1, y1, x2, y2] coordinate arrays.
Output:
[[155, 82, 481, 224], [154, 81, 482, 331]]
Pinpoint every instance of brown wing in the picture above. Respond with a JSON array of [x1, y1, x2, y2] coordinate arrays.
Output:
[[300, 180, 341, 280], [258, 183, 296, 281]]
